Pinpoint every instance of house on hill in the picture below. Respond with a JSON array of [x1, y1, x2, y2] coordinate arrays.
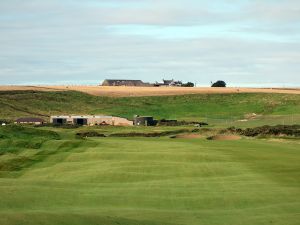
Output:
[[101, 79, 150, 87], [163, 79, 174, 86], [155, 79, 182, 87]]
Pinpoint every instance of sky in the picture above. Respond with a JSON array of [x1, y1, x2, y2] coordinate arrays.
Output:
[[0, 0, 300, 87]]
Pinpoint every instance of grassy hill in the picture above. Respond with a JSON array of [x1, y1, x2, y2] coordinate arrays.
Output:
[[0, 90, 299, 127], [0, 89, 300, 225], [0, 126, 299, 225]]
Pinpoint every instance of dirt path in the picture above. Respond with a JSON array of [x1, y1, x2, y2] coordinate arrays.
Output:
[[0, 85, 299, 97]]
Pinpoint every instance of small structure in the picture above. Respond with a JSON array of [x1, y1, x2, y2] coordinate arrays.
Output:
[[50, 115, 133, 126], [134, 115, 156, 126], [101, 79, 151, 87], [15, 117, 45, 125], [51, 116, 69, 125], [155, 79, 182, 87]]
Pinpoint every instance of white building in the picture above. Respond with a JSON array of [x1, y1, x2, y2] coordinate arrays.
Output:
[[50, 115, 133, 126]]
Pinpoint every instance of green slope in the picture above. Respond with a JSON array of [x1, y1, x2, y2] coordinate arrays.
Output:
[[0, 90, 300, 127], [0, 126, 299, 225]]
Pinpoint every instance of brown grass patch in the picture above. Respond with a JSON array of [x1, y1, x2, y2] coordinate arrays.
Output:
[[0, 86, 299, 97], [172, 134, 202, 139], [207, 135, 241, 141]]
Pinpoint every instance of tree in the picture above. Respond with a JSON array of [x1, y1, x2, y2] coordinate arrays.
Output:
[[181, 82, 195, 87], [211, 80, 226, 87]]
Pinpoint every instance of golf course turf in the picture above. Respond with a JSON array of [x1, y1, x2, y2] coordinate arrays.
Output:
[[0, 90, 299, 225], [0, 126, 299, 225]]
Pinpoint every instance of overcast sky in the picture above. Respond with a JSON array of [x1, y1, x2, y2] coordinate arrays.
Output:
[[0, 0, 299, 86]]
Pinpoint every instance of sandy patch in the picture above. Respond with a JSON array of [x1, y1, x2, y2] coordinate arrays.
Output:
[[172, 134, 203, 139], [0, 86, 299, 97], [207, 135, 241, 141]]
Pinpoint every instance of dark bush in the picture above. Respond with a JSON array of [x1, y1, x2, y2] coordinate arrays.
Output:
[[181, 82, 195, 87], [0, 119, 11, 124], [109, 129, 192, 137], [226, 125, 300, 137], [35, 124, 79, 129], [76, 131, 106, 138], [211, 80, 226, 87], [157, 119, 208, 126]]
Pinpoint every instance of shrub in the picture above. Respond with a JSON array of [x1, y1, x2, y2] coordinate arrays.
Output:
[[211, 80, 226, 87], [181, 82, 195, 87]]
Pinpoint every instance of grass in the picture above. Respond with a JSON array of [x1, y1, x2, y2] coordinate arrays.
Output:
[[0, 125, 59, 153], [0, 90, 299, 224], [0, 90, 300, 127], [0, 126, 299, 225]]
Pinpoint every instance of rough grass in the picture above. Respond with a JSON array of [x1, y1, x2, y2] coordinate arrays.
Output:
[[0, 126, 299, 225], [0, 90, 300, 224], [0, 91, 300, 127], [0, 125, 60, 153], [0, 126, 60, 174]]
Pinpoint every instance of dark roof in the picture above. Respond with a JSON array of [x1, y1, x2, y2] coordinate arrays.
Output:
[[16, 117, 45, 123], [163, 79, 174, 85]]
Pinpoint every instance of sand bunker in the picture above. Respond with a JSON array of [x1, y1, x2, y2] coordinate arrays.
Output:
[[172, 134, 202, 139], [207, 135, 241, 141]]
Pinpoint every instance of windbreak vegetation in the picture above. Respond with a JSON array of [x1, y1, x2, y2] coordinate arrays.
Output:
[[226, 125, 300, 137]]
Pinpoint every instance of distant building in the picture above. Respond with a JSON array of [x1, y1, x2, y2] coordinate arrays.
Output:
[[15, 117, 45, 125], [101, 79, 151, 87], [155, 79, 182, 87], [134, 115, 156, 126], [50, 115, 133, 126], [163, 79, 174, 86]]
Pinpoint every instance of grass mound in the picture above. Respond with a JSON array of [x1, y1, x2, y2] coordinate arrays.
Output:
[[75, 128, 201, 138], [0, 125, 60, 154], [109, 129, 198, 137]]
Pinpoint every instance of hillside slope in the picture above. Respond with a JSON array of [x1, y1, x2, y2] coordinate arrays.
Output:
[[0, 90, 299, 126]]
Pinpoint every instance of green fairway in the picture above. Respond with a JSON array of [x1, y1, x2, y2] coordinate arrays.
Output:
[[0, 126, 299, 225]]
